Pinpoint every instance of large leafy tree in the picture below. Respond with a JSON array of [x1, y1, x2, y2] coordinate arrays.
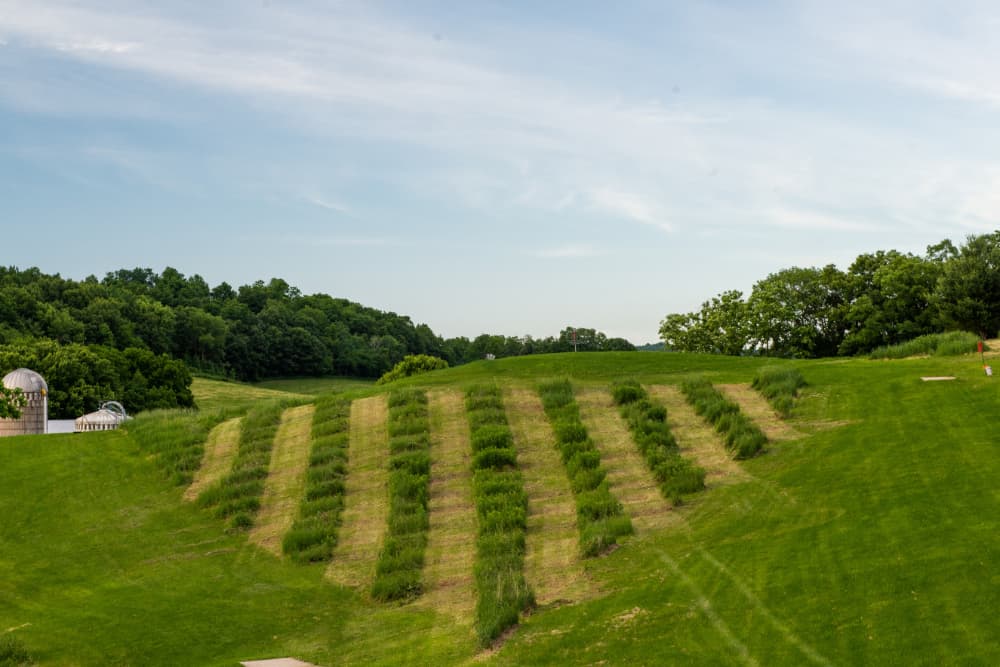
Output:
[[747, 265, 847, 358], [839, 251, 941, 355], [935, 231, 1000, 338]]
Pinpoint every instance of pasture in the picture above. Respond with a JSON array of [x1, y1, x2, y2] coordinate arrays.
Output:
[[1, 351, 998, 665]]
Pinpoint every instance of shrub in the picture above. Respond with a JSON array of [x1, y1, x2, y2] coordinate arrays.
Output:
[[751, 366, 806, 418], [610, 379, 644, 406], [376, 354, 449, 385], [372, 388, 431, 601], [681, 376, 766, 459], [537, 379, 631, 556]]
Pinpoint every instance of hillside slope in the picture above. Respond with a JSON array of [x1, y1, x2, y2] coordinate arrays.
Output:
[[1, 352, 998, 665]]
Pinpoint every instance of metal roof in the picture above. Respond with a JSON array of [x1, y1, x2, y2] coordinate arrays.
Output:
[[2, 368, 48, 393]]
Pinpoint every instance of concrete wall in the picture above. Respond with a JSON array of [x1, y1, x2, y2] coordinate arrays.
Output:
[[0, 392, 47, 436]]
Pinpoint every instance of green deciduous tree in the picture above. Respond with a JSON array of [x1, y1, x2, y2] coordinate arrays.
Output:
[[935, 231, 1000, 338]]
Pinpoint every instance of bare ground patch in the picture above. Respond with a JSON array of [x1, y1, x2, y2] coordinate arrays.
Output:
[[646, 385, 748, 488], [505, 387, 594, 606], [326, 395, 390, 589], [249, 404, 316, 556], [415, 389, 477, 623], [576, 387, 677, 535], [717, 383, 802, 442], [183, 417, 243, 502]]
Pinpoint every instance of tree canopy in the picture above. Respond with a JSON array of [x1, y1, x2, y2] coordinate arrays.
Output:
[[660, 232, 1000, 358]]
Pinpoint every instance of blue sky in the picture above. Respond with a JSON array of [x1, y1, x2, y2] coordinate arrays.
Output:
[[3, 1, 1000, 343]]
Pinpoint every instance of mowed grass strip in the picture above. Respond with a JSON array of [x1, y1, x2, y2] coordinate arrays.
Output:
[[466, 384, 534, 647], [370, 388, 432, 602], [283, 395, 352, 563], [417, 389, 476, 621], [537, 379, 632, 557], [505, 387, 593, 606], [183, 416, 243, 502], [197, 400, 296, 530], [719, 383, 802, 442], [326, 394, 390, 589], [576, 386, 678, 533], [249, 404, 316, 556], [646, 385, 748, 487]]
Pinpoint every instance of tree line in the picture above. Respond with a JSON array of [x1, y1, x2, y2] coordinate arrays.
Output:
[[0, 266, 632, 415], [659, 232, 1000, 357]]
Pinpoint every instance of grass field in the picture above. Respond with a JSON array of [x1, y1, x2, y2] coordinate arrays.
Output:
[[3, 351, 1000, 665]]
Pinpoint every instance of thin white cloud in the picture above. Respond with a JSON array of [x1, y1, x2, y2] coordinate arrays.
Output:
[[761, 207, 881, 233], [591, 188, 671, 232], [302, 195, 350, 215]]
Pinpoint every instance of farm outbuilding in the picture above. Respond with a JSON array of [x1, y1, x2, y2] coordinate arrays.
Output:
[[75, 401, 129, 433], [0, 368, 49, 436]]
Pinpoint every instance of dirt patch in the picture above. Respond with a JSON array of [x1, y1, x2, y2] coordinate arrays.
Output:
[[646, 385, 749, 488], [326, 395, 390, 589], [415, 389, 477, 622], [576, 387, 677, 535], [717, 384, 802, 442], [183, 417, 242, 502], [249, 404, 316, 556], [505, 387, 595, 606]]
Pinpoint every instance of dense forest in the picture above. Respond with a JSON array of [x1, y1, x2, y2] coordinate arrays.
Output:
[[659, 232, 1000, 357], [0, 266, 631, 416]]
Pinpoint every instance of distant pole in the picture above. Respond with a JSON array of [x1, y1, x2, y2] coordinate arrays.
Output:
[[572, 329, 578, 353]]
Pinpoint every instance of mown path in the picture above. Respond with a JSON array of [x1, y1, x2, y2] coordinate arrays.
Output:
[[717, 383, 801, 442], [646, 385, 748, 487], [576, 387, 677, 533], [505, 387, 593, 606], [326, 395, 390, 589], [249, 404, 316, 556], [416, 390, 476, 621], [183, 417, 242, 502]]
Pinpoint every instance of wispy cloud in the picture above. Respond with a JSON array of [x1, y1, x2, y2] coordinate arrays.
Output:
[[302, 195, 350, 215], [591, 188, 671, 232]]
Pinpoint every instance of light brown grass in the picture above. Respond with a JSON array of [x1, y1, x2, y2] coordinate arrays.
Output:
[[249, 404, 316, 556], [415, 389, 477, 623], [576, 387, 677, 534], [183, 417, 242, 502], [504, 387, 594, 606], [717, 383, 802, 442], [326, 395, 390, 589], [646, 385, 749, 487]]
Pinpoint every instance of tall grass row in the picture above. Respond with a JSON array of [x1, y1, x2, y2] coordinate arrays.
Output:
[[868, 331, 983, 359], [680, 377, 766, 459], [465, 384, 534, 647], [127, 407, 240, 486], [197, 399, 298, 530], [537, 379, 632, 556], [371, 388, 431, 602], [282, 395, 352, 563], [610, 380, 705, 504], [751, 366, 807, 418]]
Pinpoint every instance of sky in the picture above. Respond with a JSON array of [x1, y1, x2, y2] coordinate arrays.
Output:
[[3, 1, 1000, 344]]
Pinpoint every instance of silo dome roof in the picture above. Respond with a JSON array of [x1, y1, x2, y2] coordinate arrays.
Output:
[[2, 368, 48, 393]]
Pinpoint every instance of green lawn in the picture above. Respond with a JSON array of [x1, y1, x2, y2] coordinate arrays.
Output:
[[3, 352, 999, 665], [252, 376, 374, 396]]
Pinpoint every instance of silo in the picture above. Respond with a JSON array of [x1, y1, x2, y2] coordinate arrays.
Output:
[[0, 368, 49, 436]]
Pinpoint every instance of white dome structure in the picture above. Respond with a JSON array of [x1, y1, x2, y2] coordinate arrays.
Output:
[[75, 401, 129, 433], [0, 368, 49, 436]]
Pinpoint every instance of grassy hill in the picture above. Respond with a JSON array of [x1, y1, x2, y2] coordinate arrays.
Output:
[[2, 352, 998, 665]]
